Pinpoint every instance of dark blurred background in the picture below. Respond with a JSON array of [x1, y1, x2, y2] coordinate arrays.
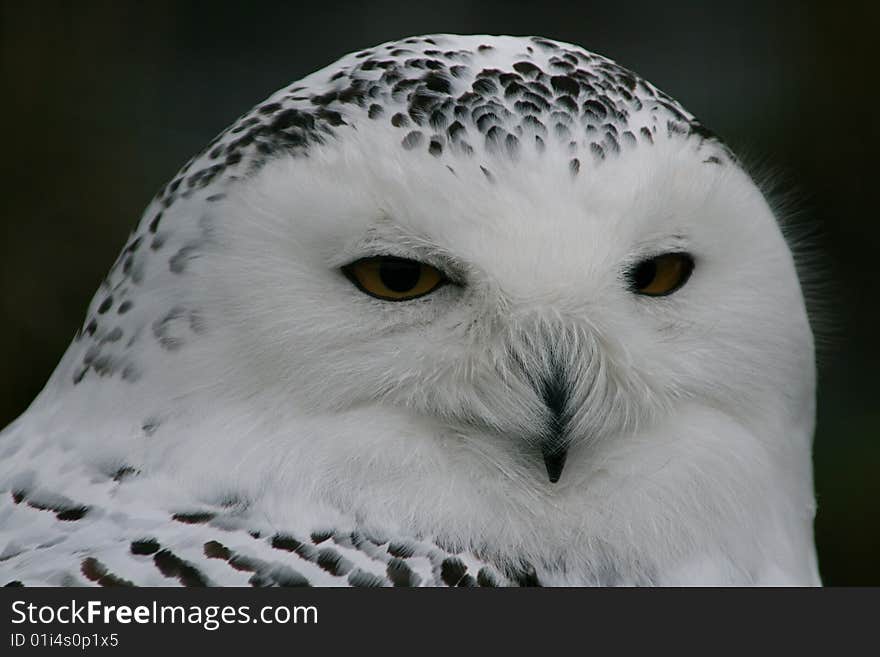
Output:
[[1, 1, 877, 584]]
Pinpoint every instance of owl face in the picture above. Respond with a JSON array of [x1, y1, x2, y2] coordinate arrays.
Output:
[[206, 124, 813, 490]]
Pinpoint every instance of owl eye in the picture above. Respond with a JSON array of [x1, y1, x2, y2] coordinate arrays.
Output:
[[627, 252, 694, 296], [342, 256, 447, 301]]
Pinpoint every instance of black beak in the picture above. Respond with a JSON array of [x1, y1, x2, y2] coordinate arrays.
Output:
[[541, 438, 568, 484], [538, 364, 571, 484]]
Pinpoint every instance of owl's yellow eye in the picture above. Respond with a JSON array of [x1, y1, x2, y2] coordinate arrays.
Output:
[[628, 253, 694, 296], [343, 256, 447, 301]]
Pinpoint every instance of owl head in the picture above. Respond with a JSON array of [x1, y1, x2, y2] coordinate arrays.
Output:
[[37, 35, 817, 583]]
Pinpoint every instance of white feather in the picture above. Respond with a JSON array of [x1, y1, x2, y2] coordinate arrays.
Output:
[[0, 34, 819, 586]]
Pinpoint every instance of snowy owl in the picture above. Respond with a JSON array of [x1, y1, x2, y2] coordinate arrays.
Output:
[[0, 34, 819, 586]]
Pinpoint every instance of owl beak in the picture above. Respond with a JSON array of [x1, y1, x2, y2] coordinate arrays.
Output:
[[538, 368, 570, 484], [541, 437, 568, 484], [510, 339, 573, 483]]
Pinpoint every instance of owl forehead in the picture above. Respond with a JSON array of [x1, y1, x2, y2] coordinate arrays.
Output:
[[152, 34, 731, 214]]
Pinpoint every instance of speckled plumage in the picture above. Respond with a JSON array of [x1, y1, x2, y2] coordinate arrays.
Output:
[[68, 34, 733, 394], [0, 488, 508, 586], [0, 35, 819, 587]]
